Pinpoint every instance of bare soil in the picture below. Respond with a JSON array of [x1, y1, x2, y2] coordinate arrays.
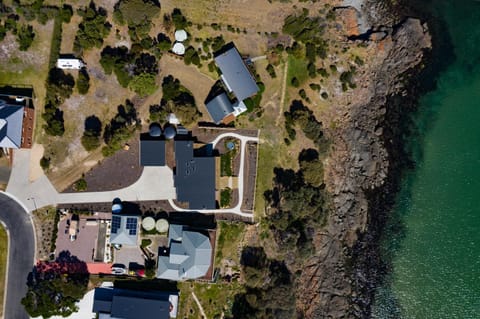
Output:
[[63, 133, 143, 192]]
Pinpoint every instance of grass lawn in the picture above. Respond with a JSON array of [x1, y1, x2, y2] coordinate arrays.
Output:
[[286, 55, 308, 88], [220, 152, 233, 176], [215, 221, 245, 267], [0, 224, 8, 318], [178, 281, 244, 319]]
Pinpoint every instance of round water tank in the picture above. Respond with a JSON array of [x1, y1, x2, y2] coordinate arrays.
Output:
[[149, 123, 162, 137], [156, 219, 169, 233], [172, 42, 185, 55], [164, 126, 177, 140], [112, 203, 122, 214], [174, 30, 188, 42], [142, 217, 155, 231], [226, 141, 235, 150]]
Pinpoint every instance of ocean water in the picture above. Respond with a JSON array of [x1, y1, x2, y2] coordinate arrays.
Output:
[[373, 0, 480, 318]]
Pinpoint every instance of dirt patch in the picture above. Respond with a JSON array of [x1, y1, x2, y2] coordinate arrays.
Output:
[[63, 133, 143, 192], [30, 143, 45, 182]]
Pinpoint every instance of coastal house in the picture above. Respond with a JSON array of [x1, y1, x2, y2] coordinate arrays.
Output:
[[204, 43, 259, 124], [93, 286, 178, 319], [174, 140, 216, 209], [0, 86, 34, 152], [157, 224, 213, 281]]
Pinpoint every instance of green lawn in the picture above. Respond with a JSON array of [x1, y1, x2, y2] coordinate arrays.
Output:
[[215, 221, 245, 266], [0, 224, 8, 318], [178, 281, 244, 319], [286, 55, 308, 87]]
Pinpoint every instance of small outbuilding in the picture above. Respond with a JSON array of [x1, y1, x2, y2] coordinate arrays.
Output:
[[205, 93, 235, 124], [56, 58, 85, 70]]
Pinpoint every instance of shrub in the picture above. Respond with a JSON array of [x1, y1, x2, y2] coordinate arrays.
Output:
[[129, 73, 157, 97], [220, 188, 232, 208], [40, 156, 50, 170], [74, 178, 87, 191], [76, 68, 90, 95], [266, 64, 277, 78], [16, 24, 35, 51], [291, 77, 300, 88]]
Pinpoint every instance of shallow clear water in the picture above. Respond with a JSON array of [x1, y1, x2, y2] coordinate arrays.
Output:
[[373, 1, 480, 318]]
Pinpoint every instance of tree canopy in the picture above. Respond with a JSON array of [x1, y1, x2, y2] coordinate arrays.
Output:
[[114, 0, 160, 41], [21, 251, 89, 318], [74, 2, 111, 52]]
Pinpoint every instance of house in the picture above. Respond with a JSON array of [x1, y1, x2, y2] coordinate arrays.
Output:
[[204, 43, 259, 124], [214, 43, 259, 101], [56, 58, 85, 70], [140, 138, 166, 166], [205, 92, 235, 124], [0, 87, 34, 151], [174, 140, 216, 209], [109, 213, 140, 247], [157, 224, 212, 281], [93, 286, 178, 319]]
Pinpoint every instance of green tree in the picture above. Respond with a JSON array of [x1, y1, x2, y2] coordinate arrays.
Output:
[[171, 8, 187, 29], [76, 68, 90, 95], [74, 2, 111, 52], [129, 73, 157, 97], [16, 24, 35, 51], [81, 115, 102, 151], [114, 0, 160, 40], [21, 252, 89, 318]]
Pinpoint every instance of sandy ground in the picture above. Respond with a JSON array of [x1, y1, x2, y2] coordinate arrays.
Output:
[[29, 143, 44, 182]]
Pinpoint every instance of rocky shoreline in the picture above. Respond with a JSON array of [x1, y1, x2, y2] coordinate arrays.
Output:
[[296, 2, 434, 318]]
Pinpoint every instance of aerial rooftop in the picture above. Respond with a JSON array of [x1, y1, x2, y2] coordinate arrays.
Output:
[[174, 140, 216, 210], [157, 224, 212, 281], [93, 287, 178, 319], [214, 43, 259, 101]]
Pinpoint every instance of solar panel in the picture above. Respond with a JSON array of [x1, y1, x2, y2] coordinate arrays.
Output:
[[111, 216, 121, 234], [126, 217, 137, 235]]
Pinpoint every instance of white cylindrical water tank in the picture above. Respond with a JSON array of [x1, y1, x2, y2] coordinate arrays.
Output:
[[142, 217, 155, 231], [156, 219, 169, 233], [172, 42, 185, 55]]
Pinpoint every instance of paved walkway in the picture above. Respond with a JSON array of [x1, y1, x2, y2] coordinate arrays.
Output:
[[6, 132, 258, 218], [169, 132, 259, 218]]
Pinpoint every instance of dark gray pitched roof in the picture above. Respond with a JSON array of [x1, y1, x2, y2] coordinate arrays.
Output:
[[214, 44, 259, 101], [111, 295, 170, 319], [140, 139, 166, 166], [174, 141, 216, 209], [93, 287, 174, 319], [205, 93, 234, 124]]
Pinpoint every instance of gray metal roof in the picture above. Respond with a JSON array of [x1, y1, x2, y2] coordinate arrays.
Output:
[[205, 93, 234, 124], [174, 140, 216, 210], [140, 139, 165, 166], [93, 287, 175, 319], [157, 225, 212, 281], [0, 103, 24, 149], [214, 44, 259, 101], [109, 215, 139, 246]]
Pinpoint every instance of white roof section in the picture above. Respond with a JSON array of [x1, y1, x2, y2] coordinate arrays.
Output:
[[56, 58, 84, 70], [172, 42, 185, 55], [167, 113, 180, 125], [157, 225, 212, 281], [233, 100, 248, 116], [109, 214, 139, 246], [174, 30, 188, 42], [0, 103, 24, 149]]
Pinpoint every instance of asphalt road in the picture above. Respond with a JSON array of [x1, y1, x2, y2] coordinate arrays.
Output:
[[0, 192, 35, 319]]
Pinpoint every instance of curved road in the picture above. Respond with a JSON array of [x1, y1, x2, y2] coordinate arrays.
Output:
[[0, 192, 35, 319]]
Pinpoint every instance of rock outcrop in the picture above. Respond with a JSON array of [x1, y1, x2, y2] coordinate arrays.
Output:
[[296, 7, 431, 319]]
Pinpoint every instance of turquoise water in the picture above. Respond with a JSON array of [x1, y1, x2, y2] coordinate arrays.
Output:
[[373, 0, 480, 318]]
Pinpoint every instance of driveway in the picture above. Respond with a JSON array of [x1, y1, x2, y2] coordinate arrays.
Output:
[[0, 192, 35, 319], [6, 148, 176, 212]]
